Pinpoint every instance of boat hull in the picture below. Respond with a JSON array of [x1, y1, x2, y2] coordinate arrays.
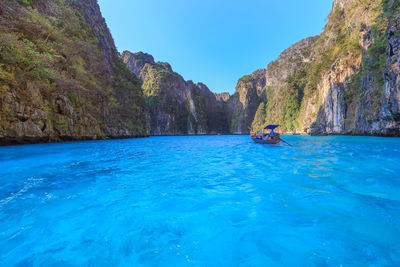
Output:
[[251, 137, 280, 145]]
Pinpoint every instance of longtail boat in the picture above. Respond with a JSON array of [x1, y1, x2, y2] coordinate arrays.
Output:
[[251, 125, 281, 145], [252, 134, 280, 144]]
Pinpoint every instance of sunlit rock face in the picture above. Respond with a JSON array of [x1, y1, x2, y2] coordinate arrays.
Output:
[[250, 0, 400, 136], [0, 0, 149, 145]]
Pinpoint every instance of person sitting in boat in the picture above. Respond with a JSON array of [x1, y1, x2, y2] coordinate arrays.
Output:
[[261, 131, 270, 140], [254, 131, 262, 140], [269, 129, 275, 139]]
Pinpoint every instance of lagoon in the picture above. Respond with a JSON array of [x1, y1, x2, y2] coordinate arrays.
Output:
[[1, 135, 400, 265]]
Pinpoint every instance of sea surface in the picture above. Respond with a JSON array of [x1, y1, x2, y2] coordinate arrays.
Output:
[[0, 135, 400, 266]]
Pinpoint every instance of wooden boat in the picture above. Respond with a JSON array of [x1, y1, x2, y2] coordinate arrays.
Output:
[[251, 124, 281, 145], [251, 134, 280, 145]]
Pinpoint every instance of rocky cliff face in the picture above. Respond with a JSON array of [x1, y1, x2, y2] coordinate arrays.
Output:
[[3, 0, 396, 142], [122, 51, 231, 135], [251, 0, 400, 136], [0, 0, 148, 145], [229, 69, 266, 134]]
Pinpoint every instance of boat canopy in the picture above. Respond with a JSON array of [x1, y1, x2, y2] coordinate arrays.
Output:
[[264, 125, 280, 130]]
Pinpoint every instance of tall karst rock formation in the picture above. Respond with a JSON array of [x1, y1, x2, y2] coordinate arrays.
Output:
[[122, 51, 231, 135], [251, 0, 400, 136], [229, 69, 266, 134], [0, 0, 148, 145], [2, 0, 398, 144]]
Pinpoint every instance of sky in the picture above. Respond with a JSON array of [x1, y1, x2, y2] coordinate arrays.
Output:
[[98, 0, 334, 93]]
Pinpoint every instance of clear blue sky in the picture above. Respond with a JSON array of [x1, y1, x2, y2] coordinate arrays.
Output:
[[98, 0, 334, 93]]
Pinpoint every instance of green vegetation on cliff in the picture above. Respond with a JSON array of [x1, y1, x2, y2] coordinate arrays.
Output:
[[139, 62, 193, 134], [123, 51, 233, 135], [141, 63, 181, 96], [251, 102, 266, 131], [253, 0, 396, 134], [230, 70, 265, 133], [0, 0, 148, 144], [343, 0, 399, 126]]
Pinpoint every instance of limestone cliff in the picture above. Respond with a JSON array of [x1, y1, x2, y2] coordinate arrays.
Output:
[[122, 51, 231, 135], [251, 0, 400, 136], [229, 69, 266, 134], [0, 0, 148, 145]]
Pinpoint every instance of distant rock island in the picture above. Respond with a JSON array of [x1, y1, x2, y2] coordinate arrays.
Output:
[[1, 0, 399, 145]]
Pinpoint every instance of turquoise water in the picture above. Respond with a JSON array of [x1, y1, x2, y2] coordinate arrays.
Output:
[[1, 135, 400, 266]]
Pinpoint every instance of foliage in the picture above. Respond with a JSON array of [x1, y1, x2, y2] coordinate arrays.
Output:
[[344, 0, 390, 119], [139, 63, 192, 134], [18, 0, 34, 6], [141, 63, 181, 97], [191, 86, 208, 132], [252, 102, 266, 131], [0, 0, 148, 138], [280, 88, 301, 130], [230, 95, 241, 133], [68, 92, 81, 108], [238, 75, 253, 84], [255, 0, 390, 133]]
